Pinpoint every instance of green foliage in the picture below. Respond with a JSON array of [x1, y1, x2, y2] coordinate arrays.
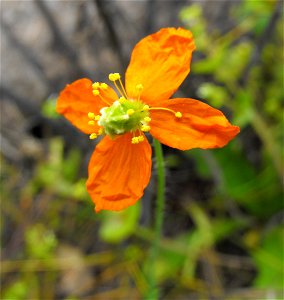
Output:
[[232, 89, 254, 127], [252, 226, 284, 289], [99, 202, 141, 244], [180, 1, 283, 295], [25, 138, 89, 201], [198, 82, 227, 108], [2, 1, 283, 299], [2, 280, 30, 300], [41, 96, 59, 119], [25, 224, 57, 259], [234, 0, 275, 35], [179, 4, 208, 50]]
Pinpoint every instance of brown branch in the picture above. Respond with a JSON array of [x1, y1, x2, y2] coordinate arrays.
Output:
[[1, 18, 54, 89], [0, 85, 87, 150], [93, 0, 126, 68], [34, 0, 89, 78]]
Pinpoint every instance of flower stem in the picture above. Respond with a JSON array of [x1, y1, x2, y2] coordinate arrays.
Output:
[[147, 139, 165, 299]]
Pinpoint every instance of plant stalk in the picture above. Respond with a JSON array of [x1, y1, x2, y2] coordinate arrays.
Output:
[[146, 139, 165, 300]]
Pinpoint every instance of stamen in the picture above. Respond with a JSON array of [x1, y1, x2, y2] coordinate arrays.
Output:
[[92, 89, 111, 106], [88, 112, 95, 119], [88, 120, 95, 125], [127, 109, 135, 116], [131, 137, 138, 144], [118, 78, 128, 99], [131, 133, 144, 144], [141, 125, 151, 132], [148, 107, 182, 118], [136, 84, 143, 101], [142, 105, 149, 111], [108, 73, 116, 81], [89, 133, 97, 140], [92, 82, 100, 89], [113, 73, 121, 80], [94, 115, 101, 121], [114, 81, 126, 99], [92, 89, 100, 96], [100, 83, 108, 90], [136, 84, 143, 91], [119, 96, 126, 104], [175, 112, 182, 118], [144, 116, 151, 122], [108, 73, 120, 82], [108, 73, 128, 99]]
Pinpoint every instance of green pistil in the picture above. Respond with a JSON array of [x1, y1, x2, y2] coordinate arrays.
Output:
[[98, 100, 149, 138]]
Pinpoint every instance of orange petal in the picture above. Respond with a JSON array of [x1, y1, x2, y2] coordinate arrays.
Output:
[[56, 78, 118, 134], [125, 27, 195, 105], [86, 133, 152, 212], [149, 98, 240, 150]]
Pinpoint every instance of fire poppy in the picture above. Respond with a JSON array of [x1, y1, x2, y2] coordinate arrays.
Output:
[[56, 27, 240, 212]]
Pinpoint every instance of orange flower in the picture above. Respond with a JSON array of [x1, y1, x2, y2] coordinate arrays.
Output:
[[56, 27, 240, 212]]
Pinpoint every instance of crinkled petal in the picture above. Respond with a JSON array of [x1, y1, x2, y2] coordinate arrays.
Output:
[[125, 27, 195, 105], [150, 98, 240, 150], [86, 133, 152, 212], [56, 78, 118, 134]]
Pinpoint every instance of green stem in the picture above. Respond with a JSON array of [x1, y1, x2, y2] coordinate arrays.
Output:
[[147, 139, 165, 300]]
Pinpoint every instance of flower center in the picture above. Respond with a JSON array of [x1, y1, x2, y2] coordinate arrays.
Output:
[[98, 99, 149, 138], [87, 72, 182, 144]]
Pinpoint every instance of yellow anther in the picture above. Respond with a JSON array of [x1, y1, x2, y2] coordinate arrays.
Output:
[[131, 135, 144, 144], [144, 116, 151, 122], [136, 84, 144, 91], [131, 137, 138, 144], [108, 73, 114, 81], [148, 106, 182, 118], [127, 109, 135, 116], [89, 133, 97, 140], [92, 82, 100, 89], [100, 83, 108, 90], [88, 112, 95, 119], [142, 105, 149, 111], [109, 73, 121, 81], [94, 115, 101, 121], [93, 89, 100, 96], [88, 120, 95, 125], [113, 73, 121, 80], [119, 96, 126, 103], [98, 128, 104, 135], [175, 112, 182, 118], [141, 125, 151, 132], [109, 72, 128, 99]]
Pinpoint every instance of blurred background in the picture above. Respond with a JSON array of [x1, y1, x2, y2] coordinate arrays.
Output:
[[1, 0, 283, 299]]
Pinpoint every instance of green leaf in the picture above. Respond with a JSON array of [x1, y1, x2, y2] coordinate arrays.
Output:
[[252, 226, 284, 289], [193, 47, 225, 74], [213, 144, 283, 218], [215, 42, 252, 85], [62, 148, 82, 182], [145, 247, 184, 283], [179, 4, 209, 50], [25, 224, 57, 259], [99, 202, 141, 243], [2, 280, 30, 300], [197, 83, 228, 108], [42, 96, 59, 119], [232, 89, 254, 127]]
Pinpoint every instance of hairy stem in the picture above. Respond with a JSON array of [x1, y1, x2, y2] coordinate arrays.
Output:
[[147, 139, 165, 299]]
